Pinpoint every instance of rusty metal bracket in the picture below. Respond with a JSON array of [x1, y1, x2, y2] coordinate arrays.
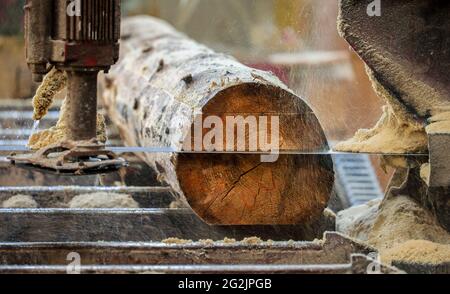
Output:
[[8, 139, 127, 175]]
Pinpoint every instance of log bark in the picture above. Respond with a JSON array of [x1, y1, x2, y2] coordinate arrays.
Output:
[[101, 16, 334, 225]]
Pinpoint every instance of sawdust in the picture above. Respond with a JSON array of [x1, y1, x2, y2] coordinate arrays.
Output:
[[381, 240, 450, 265], [169, 200, 186, 209], [68, 192, 139, 208], [28, 128, 65, 150], [32, 68, 67, 121], [367, 196, 450, 251], [336, 199, 381, 242], [335, 69, 428, 154], [159, 237, 272, 244], [2, 195, 38, 208], [242, 237, 263, 245], [162, 238, 192, 244], [28, 69, 107, 149], [28, 94, 70, 149], [28, 98, 108, 149], [223, 237, 237, 244], [199, 239, 215, 245], [312, 238, 324, 246], [160, 237, 290, 246], [335, 106, 427, 154], [337, 195, 450, 265]]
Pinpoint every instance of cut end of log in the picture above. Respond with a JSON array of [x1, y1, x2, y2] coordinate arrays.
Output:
[[177, 83, 335, 225]]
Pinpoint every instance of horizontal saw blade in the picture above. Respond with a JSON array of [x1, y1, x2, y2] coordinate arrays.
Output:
[[0, 145, 429, 157]]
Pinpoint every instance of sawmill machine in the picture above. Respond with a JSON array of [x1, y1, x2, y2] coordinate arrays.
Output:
[[13, 0, 124, 172], [338, 0, 450, 232]]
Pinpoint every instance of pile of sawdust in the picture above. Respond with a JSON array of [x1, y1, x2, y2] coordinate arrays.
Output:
[[28, 68, 107, 150], [367, 196, 450, 251], [159, 237, 294, 246], [169, 200, 186, 209], [381, 240, 450, 265], [287, 240, 296, 246], [335, 105, 427, 154], [335, 69, 427, 154], [28, 125, 66, 150], [242, 237, 263, 245], [336, 199, 381, 242], [199, 239, 215, 245], [68, 192, 139, 209], [2, 195, 38, 208], [223, 237, 237, 244], [161, 237, 277, 245], [162, 238, 192, 244], [337, 195, 450, 265], [28, 96, 70, 150], [29, 101, 108, 150]]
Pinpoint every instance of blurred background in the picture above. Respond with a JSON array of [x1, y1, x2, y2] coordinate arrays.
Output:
[[0, 0, 388, 184]]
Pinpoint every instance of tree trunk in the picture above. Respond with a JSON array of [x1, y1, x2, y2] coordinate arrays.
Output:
[[101, 16, 334, 225]]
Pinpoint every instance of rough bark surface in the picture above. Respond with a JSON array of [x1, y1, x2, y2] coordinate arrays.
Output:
[[101, 16, 334, 225]]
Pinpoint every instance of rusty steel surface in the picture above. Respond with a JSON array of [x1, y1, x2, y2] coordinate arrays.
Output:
[[65, 71, 99, 141], [8, 139, 127, 174]]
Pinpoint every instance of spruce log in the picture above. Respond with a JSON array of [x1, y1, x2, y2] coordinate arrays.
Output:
[[101, 16, 334, 225]]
